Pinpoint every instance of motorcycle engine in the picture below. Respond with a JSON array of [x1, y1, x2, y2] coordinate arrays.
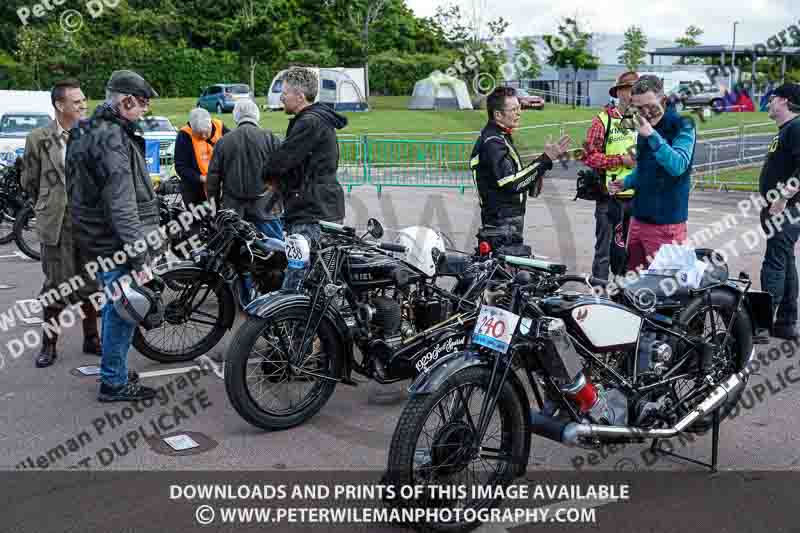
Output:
[[357, 288, 451, 362], [634, 328, 677, 381]]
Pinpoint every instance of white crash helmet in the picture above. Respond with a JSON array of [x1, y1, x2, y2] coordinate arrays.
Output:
[[113, 276, 164, 330], [394, 226, 446, 277]]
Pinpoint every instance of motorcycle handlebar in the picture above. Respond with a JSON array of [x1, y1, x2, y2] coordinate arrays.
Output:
[[379, 242, 407, 253]]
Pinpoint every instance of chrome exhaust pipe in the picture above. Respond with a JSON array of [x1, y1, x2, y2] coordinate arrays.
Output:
[[533, 348, 756, 447]]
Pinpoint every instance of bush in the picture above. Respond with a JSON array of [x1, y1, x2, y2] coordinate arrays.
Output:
[[369, 50, 458, 96]]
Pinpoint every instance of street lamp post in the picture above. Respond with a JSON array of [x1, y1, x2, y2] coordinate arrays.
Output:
[[730, 21, 738, 88]]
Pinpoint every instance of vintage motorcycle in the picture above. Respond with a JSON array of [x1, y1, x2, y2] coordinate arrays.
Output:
[[132, 209, 287, 363], [383, 250, 773, 532], [221, 218, 574, 432]]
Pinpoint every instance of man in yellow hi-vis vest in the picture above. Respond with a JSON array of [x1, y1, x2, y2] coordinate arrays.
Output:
[[582, 71, 639, 279]]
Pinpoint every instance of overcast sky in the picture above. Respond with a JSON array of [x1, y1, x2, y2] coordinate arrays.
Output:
[[405, 0, 798, 47]]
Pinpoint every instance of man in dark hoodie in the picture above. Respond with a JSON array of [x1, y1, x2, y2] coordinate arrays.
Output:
[[67, 70, 160, 403], [266, 66, 348, 290]]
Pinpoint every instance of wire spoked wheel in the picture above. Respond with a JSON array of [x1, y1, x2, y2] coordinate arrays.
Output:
[[13, 205, 40, 260], [0, 198, 18, 245], [672, 291, 752, 433], [132, 267, 228, 362], [385, 366, 527, 532], [224, 309, 341, 431]]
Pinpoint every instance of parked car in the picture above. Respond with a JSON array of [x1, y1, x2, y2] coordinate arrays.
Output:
[[0, 111, 52, 163], [670, 82, 725, 111], [197, 84, 253, 113], [516, 88, 545, 110]]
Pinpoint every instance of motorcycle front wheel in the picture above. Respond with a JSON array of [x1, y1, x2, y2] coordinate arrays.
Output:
[[224, 309, 342, 431], [132, 267, 229, 362], [13, 205, 40, 260], [384, 366, 527, 533]]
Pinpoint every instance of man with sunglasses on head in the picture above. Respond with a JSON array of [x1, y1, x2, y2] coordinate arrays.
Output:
[[67, 70, 160, 402], [757, 83, 800, 340], [609, 75, 697, 272], [471, 86, 571, 255]]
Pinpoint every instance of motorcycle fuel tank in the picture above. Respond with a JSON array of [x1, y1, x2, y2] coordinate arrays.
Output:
[[540, 295, 642, 352]]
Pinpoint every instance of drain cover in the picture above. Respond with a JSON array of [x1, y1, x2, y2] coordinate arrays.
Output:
[[148, 431, 217, 456], [164, 434, 199, 451]]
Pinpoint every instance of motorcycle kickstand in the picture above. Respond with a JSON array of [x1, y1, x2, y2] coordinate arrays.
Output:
[[648, 408, 720, 473]]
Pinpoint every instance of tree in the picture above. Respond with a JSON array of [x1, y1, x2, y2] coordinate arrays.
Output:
[[675, 25, 704, 65], [514, 37, 542, 80], [349, 0, 390, 102], [544, 17, 599, 108], [618, 25, 648, 71], [430, 1, 509, 94]]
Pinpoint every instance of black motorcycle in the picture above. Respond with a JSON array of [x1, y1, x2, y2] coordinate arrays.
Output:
[[1, 161, 37, 258], [383, 250, 772, 532], [132, 209, 287, 363], [222, 218, 562, 432]]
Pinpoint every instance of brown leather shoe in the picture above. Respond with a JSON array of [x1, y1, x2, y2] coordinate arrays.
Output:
[[81, 302, 103, 356]]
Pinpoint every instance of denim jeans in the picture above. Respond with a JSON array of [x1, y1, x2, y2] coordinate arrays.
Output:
[[239, 219, 285, 305], [254, 219, 284, 241], [281, 222, 323, 291], [98, 269, 136, 388], [760, 207, 800, 330]]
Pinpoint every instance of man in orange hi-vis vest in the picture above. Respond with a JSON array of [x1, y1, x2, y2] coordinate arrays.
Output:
[[174, 107, 229, 208]]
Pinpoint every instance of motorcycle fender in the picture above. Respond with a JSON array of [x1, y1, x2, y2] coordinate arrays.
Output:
[[153, 262, 236, 330], [408, 348, 532, 476], [719, 283, 773, 336], [244, 291, 354, 381], [152, 259, 195, 276], [408, 350, 488, 396]]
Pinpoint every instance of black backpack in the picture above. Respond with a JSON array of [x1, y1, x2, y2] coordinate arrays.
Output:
[[574, 113, 612, 202]]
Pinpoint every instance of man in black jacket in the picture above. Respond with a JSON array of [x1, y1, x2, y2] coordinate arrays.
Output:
[[67, 70, 160, 403], [207, 99, 283, 239], [758, 83, 800, 340], [471, 86, 571, 254], [266, 67, 348, 290]]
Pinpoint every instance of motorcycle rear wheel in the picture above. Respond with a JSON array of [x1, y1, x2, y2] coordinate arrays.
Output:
[[674, 289, 753, 433]]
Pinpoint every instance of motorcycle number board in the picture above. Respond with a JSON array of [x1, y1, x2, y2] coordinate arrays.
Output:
[[472, 305, 521, 354]]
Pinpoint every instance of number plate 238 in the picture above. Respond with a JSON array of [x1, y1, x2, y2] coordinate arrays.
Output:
[[285, 234, 311, 270], [472, 305, 521, 354]]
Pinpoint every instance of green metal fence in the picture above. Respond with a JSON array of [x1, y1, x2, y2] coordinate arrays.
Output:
[[338, 122, 590, 194]]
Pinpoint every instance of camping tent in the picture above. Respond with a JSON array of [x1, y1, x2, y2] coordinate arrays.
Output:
[[266, 67, 369, 112], [408, 73, 474, 110]]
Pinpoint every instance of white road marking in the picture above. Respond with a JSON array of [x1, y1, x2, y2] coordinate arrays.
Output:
[[137, 366, 205, 378], [137, 355, 224, 380], [0, 251, 34, 260], [688, 207, 713, 213]]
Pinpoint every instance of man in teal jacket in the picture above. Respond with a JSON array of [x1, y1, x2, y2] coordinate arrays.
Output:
[[609, 75, 696, 272]]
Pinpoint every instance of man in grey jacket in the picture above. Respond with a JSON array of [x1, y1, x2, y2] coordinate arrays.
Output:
[[207, 99, 283, 241], [67, 70, 160, 403]]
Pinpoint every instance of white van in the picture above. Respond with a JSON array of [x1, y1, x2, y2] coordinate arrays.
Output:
[[0, 90, 54, 162]]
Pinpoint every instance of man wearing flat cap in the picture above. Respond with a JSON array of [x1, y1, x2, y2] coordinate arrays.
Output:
[[582, 71, 639, 280], [67, 69, 160, 402]]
